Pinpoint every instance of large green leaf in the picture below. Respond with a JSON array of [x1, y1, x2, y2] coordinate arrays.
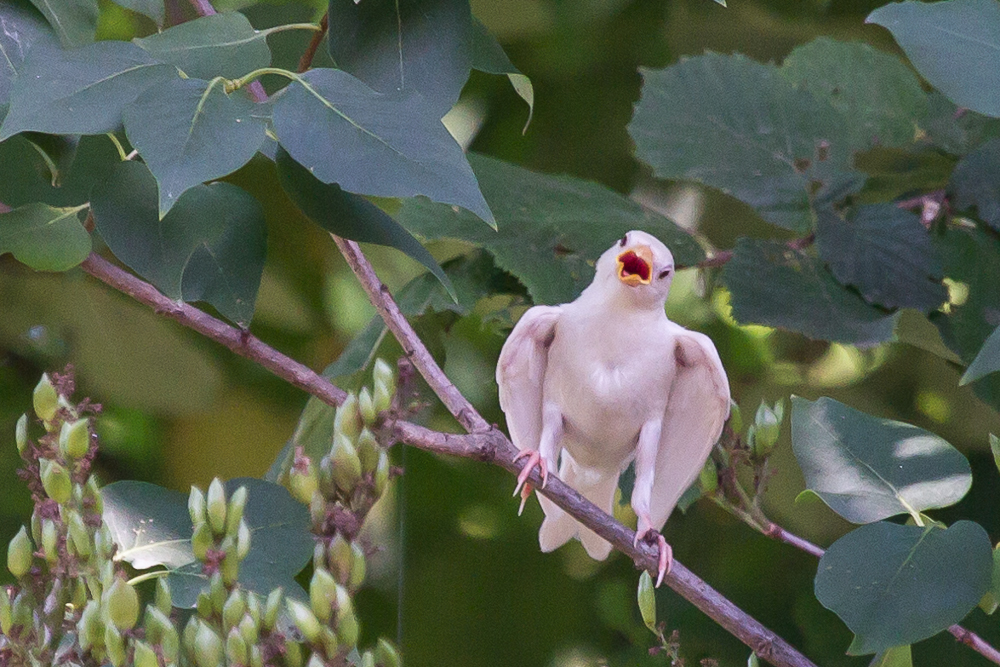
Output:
[[28, 0, 97, 48], [272, 68, 493, 224], [721, 239, 896, 345], [630, 53, 863, 232], [124, 77, 266, 216], [791, 396, 971, 524], [275, 147, 454, 299], [0, 202, 90, 270], [109, 0, 163, 26], [815, 203, 946, 312], [867, 0, 1000, 118], [133, 12, 271, 80], [102, 478, 313, 608], [815, 521, 992, 655], [469, 18, 533, 127], [780, 38, 927, 151], [326, 0, 472, 117], [0, 1, 59, 106], [960, 324, 1000, 386], [397, 153, 703, 305], [91, 161, 266, 326], [949, 138, 1000, 231], [0, 40, 177, 139], [0, 134, 119, 208], [870, 646, 912, 667]]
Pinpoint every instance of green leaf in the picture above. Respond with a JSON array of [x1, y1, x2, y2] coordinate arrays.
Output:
[[0, 134, 119, 208], [950, 138, 1000, 231], [791, 396, 971, 524], [91, 161, 266, 326], [133, 12, 271, 80], [815, 203, 946, 312], [468, 18, 533, 130], [0, 1, 59, 106], [869, 645, 912, 667], [960, 325, 1000, 385], [272, 68, 493, 224], [124, 77, 266, 216], [103, 478, 313, 608], [28, 0, 97, 47], [630, 53, 862, 232], [398, 153, 703, 305], [780, 38, 927, 151], [815, 520, 992, 655], [637, 571, 656, 632], [721, 239, 896, 345], [0, 202, 90, 270], [326, 0, 472, 117], [991, 434, 1000, 476], [867, 0, 1000, 118], [109, 0, 163, 26], [0, 40, 177, 139], [275, 147, 455, 300], [981, 545, 1000, 615]]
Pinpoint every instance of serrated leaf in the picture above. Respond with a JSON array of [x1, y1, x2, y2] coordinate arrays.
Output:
[[815, 521, 991, 655], [28, 0, 97, 48], [275, 147, 454, 299], [133, 12, 271, 80], [327, 0, 472, 117], [630, 53, 863, 232], [272, 68, 493, 224], [102, 478, 313, 608], [0, 202, 90, 270], [0, 40, 177, 139], [468, 18, 533, 129], [721, 239, 896, 345], [867, 0, 1000, 118], [791, 396, 971, 524], [124, 77, 266, 216], [780, 38, 927, 151], [398, 153, 703, 305], [950, 137, 1000, 231], [815, 203, 946, 312], [91, 160, 266, 326], [109, 0, 163, 26], [0, 1, 60, 106], [960, 324, 1000, 386]]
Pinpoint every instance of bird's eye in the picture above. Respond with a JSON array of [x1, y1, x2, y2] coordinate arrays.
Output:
[[619, 234, 628, 247], [658, 268, 672, 280]]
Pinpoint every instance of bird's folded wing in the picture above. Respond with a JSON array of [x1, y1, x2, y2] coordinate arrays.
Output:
[[496, 306, 563, 452], [650, 331, 731, 530]]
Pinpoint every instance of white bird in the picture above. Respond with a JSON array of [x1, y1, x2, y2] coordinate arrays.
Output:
[[496, 230, 730, 585]]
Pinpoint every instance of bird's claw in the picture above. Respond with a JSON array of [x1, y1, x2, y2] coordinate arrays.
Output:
[[513, 450, 548, 495], [635, 515, 672, 587]]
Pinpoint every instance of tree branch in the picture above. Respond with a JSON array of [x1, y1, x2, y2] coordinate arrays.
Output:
[[80, 248, 819, 667], [298, 13, 329, 73]]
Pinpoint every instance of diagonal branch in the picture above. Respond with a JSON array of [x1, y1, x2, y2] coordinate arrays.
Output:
[[80, 248, 818, 667]]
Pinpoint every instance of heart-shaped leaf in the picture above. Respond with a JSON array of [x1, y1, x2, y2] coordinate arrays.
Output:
[[0, 202, 91, 270], [0, 1, 60, 107], [791, 396, 971, 524]]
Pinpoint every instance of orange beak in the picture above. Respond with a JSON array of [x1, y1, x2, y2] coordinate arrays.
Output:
[[617, 245, 654, 286]]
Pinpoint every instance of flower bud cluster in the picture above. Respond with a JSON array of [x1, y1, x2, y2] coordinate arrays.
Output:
[[188, 480, 252, 586], [746, 398, 786, 459]]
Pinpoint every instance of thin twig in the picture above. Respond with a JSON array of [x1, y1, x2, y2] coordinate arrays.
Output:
[[187, 0, 268, 103], [298, 13, 329, 73], [79, 248, 818, 667]]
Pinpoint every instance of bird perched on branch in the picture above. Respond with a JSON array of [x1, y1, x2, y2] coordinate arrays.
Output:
[[496, 230, 730, 585]]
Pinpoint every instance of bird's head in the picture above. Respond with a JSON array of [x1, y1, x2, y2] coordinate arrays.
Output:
[[594, 230, 675, 307]]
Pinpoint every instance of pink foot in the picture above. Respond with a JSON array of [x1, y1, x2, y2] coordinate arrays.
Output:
[[634, 515, 673, 587], [512, 450, 549, 515]]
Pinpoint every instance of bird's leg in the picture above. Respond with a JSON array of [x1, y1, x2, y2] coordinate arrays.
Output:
[[513, 402, 563, 514], [631, 419, 671, 585]]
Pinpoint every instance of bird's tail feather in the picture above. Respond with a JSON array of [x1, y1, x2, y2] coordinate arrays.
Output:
[[537, 455, 617, 560]]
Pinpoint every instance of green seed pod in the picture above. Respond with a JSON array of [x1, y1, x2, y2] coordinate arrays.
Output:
[[337, 609, 359, 648], [226, 627, 249, 666], [237, 519, 251, 561], [196, 591, 213, 620], [223, 589, 246, 630], [375, 450, 390, 496], [728, 401, 743, 436], [41, 519, 58, 564], [192, 522, 214, 561], [373, 382, 393, 416], [320, 627, 338, 659], [373, 359, 395, 397], [104, 577, 140, 630], [349, 542, 366, 590], [226, 486, 248, 536], [40, 459, 72, 504], [0, 588, 11, 635], [59, 418, 90, 459], [239, 612, 259, 646], [246, 590, 262, 626], [33, 374, 59, 423], [155, 576, 172, 615], [358, 388, 377, 425], [334, 583, 353, 623], [357, 428, 380, 473], [206, 478, 228, 535], [328, 534, 352, 582], [250, 644, 264, 667], [221, 547, 241, 586], [67, 509, 91, 559], [15, 414, 28, 455], [699, 457, 719, 496], [145, 605, 172, 641], [330, 433, 362, 492], [375, 638, 401, 667], [263, 588, 283, 631], [182, 617, 199, 655], [76, 600, 101, 652], [87, 476, 104, 514], [310, 568, 338, 622], [361, 649, 376, 667], [7, 526, 33, 578], [189, 486, 207, 526], [287, 598, 322, 643], [209, 572, 227, 614], [94, 524, 113, 560], [284, 637, 303, 667], [194, 622, 224, 667], [104, 623, 126, 667], [637, 570, 656, 632], [133, 640, 159, 667], [750, 400, 782, 458], [334, 393, 362, 442], [309, 491, 326, 527], [99, 559, 115, 590], [289, 462, 319, 505]]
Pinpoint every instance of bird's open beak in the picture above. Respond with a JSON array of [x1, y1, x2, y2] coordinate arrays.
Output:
[[617, 245, 654, 286]]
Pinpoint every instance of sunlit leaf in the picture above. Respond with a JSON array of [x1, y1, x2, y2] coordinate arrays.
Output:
[[960, 324, 1000, 386], [102, 481, 193, 569], [0, 202, 90, 270], [28, 0, 97, 47], [869, 645, 911, 667], [791, 396, 971, 524], [109, 0, 163, 26], [815, 520, 991, 655]]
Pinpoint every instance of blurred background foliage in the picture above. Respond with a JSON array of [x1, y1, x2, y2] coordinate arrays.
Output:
[[3, 0, 1000, 665]]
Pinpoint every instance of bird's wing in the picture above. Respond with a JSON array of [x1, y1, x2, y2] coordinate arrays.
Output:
[[496, 306, 563, 452], [649, 330, 731, 530]]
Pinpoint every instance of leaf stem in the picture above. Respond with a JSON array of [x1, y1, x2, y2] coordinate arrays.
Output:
[[226, 67, 300, 94], [106, 133, 129, 162], [126, 570, 168, 586]]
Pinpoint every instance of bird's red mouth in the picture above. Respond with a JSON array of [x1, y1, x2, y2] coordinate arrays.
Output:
[[617, 247, 653, 286]]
